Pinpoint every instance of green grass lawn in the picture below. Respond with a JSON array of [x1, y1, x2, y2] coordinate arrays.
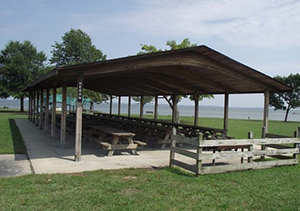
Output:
[[0, 111, 299, 210], [0, 165, 300, 210], [142, 114, 299, 139], [0, 111, 27, 154]]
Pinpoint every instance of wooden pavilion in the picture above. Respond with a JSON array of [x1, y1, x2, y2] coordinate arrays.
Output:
[[23, 45, 292, 162]]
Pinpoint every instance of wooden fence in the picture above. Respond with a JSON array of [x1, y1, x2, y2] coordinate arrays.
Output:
[[169, 128, 300, 175]]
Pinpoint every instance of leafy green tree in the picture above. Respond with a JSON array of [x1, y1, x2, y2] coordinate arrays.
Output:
[[0, 40, 47, 111], [132, 96, 154, 111], [50, 28, 108, 108], [50, 28, 106, 66], [270, 74, 300, 122], [138, 38, 213, 123]]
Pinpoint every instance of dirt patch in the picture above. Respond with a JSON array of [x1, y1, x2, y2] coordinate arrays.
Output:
[[66, 172, 87, 177], [123, 176, 137, 181], [122, 188, 139, 195]]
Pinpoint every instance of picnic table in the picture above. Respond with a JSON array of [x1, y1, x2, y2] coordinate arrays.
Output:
[[84, 125, 145, 156], [90, 112, 228, 148]]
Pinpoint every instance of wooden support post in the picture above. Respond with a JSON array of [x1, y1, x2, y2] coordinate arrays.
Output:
[[128, 96, 131, 117], [75, 73, 84, 162], [118, 96, 121, 116], [169, 127, 177, 167], [261, 91, 269, 160], [32, 91, 36, 124], [140, 96, 144, 118], [39, 89, 44, 129], [109, 95, 113, 115], [172, 95, 176, 124], [223, 92, 229, 136], [60, 82, 67, 148], [44, 89, 49, 132], [194, 93, 199, 126], [294, 127, 300, 159], [28, 92, 31, 120], [263, 91, 270, 135], [196, 133, 203, 176], [247, 131, 253, 163], [29, 92, 33, 121], [294, 129, 299, 138], [36, 90, 40, 126], [51, 87, 56, 139], [261, 126, 266, 159], [154, 95, 158, 121]]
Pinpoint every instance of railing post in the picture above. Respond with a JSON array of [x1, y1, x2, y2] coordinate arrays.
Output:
[[294, 126, 300, 159], [261, 127, 266, 160], [169, 127, 177, 167], [247, 131, 253, 163], [196, 132, 203, 176]]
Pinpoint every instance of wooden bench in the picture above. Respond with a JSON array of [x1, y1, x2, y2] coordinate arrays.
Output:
[[133, 140, 147, 148], [146, 111, 153, 115]]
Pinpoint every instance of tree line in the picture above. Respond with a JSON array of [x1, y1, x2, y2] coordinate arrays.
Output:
[[0, 29, 299, 122]]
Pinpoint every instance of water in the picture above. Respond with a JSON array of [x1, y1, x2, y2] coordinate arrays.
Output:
[[1, 99, 299, 122]]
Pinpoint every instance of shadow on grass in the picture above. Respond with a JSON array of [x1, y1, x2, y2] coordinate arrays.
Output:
[[164, 167, 195, 177], [9, 119, 27, 154]]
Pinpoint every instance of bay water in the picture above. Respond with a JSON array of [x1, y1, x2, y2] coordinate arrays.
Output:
[[1, 99, 299, 122]]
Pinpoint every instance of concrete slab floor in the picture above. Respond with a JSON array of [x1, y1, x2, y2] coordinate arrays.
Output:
[[15, 119, 173, 175]]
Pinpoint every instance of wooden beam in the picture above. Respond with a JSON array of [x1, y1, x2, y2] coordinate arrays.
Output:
[[44, 89, 49, 132], [39, 89, 44, 129], [223, 92, 229, 135], [154, 95, 158, 121], [263, 91, 270, 134], [118, 96, 121, 116], [109, 95, 113, 114], [140, 96, 144, 118], [51, 87, 56, 139], [194, 93, 199, 126], [60, 82, 67, 148], [75, 73, 84, 162], [128, 96, 131, 117]]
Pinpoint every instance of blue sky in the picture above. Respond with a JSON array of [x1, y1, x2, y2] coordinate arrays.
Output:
[[0, 0, 299, 107]]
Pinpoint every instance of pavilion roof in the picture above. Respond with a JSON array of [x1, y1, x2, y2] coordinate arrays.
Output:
[[23, 45, 291, 95]]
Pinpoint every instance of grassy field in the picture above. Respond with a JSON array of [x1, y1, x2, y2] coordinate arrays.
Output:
[[0, 111, 299, 210], [142, 114, 300, 139], [0, 164, 300, 210], [0, 111, 27, 154]]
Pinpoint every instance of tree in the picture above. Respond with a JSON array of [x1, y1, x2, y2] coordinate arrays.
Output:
[[270, 74, 300, 122], [50, 28, 106, 66], [50, 28, 108, 107], [132, 96, 154, 110], [137, 38, 213, 123], [0, 40, 47, 111]]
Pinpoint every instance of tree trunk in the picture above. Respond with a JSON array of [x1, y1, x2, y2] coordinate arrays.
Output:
[[163, 95, 181, 123], [89, 101, 94, 112], [20, 95, 24, 112], [173, 102, 180, 123], [284, 107, 290, 122]]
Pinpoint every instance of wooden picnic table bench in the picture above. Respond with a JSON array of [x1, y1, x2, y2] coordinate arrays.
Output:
[[83, 125, 146, 156], [85, 112, 228, 148]]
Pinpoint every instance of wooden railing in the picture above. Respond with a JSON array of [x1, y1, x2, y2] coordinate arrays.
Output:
[[170, 128, 300, 176]]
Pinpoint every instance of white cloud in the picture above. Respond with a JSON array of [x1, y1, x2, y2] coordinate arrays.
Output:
[[115, 0, 300, 49]]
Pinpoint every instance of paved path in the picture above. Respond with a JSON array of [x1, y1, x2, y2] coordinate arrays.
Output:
[[14, 119, 171, 175], [0, 154, 32, 177]]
